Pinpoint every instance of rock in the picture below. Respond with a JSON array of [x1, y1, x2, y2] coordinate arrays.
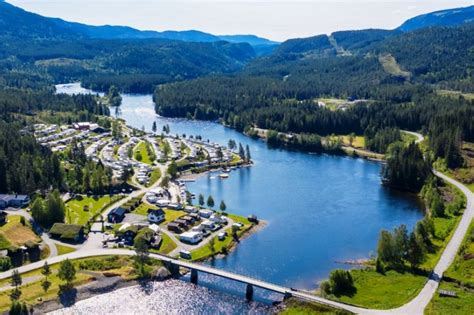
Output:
[[153, 266, 171, 281]]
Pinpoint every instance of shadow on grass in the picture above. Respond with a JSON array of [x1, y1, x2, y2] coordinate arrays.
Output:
[[58, 285, 77, 307]]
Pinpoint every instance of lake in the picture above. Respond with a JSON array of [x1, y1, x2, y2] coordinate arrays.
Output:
[[55, 83, 423, 311]]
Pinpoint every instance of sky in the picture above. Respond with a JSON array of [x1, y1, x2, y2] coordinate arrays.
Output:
[[7, 0, 474, 41]]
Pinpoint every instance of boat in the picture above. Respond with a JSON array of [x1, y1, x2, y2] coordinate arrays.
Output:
[[218, 173, 229, 179]]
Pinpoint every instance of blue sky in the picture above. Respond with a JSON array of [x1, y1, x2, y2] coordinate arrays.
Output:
[[8, 0, 474, 41]]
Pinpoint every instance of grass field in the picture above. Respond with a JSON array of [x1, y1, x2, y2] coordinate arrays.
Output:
[[341, 135, 365, 148], [56, 244, 76, 256], [437, 89, 474, 101], [190, 213, 253, 261], [134, 141, 154, 165], [426, 221, 474, 314], [0, 256, 138, 312], [425, 282, 474, 315], [280, 298, 352, 315], [0, 216, 40, 249], [378, 54, 411, 79], [335, 269, 426, 309], [66, 195, 122, 225], [146, 168, 162, 187], [152, 233, 177, 254]]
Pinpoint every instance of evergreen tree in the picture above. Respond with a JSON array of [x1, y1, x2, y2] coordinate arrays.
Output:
[[220, 200, 227, 212], [58, 259, 76, 288], [207, 196, 215, 209]]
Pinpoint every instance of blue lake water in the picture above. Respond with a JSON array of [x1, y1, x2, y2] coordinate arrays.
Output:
[[55, 83, 423, 309]]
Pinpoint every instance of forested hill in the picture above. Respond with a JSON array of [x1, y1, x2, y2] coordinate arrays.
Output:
[[398, 5, 474, 32], [0, 1, 276, 48], [154, 22, 474, 171]]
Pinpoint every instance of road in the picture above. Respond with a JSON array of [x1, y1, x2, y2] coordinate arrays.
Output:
[[4, 130, 471, 314]]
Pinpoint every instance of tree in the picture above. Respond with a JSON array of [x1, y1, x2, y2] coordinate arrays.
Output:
[[238, 143, 245, 160], [393, 224, 409, 263], [135, 151, 143, 161], [10, 270, 22, 301], [198, 194, 204, 207], [430, 192, 445, 217], [58, 259, 76, 288], [348, 133, 355, 147], [167, 161, 178, 179], [377, 230, 395, 264], [9, 300, 28, 315], [207, 196, 215, 209], [152, 121, 157, 133], [208, 237, 216, 254], [245, 145, 251, 162], [41, 261, 51, 294], [220, 200, 227, 212], [30, 197, 45, 226], [328, 269, 355, 296], [228, 139, 236, 151], [406, 232, 425, 269], [133, 237, 149, 278]]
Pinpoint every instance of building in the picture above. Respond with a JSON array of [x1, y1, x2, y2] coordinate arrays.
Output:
[[108, 207, 127, 223], [49, 223, 84, 243], [180, 231, 203, 244], [0, 194, 30, 209], [148, 209, 165, 223]]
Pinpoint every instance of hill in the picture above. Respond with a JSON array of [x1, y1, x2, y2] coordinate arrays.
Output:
[[0, 1, 275, 48], [398, 5, 474, 31]]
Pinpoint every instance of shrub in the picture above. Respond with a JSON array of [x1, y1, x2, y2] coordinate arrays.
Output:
[[328, 269, 356, 296], [0, 257, 12, 271]]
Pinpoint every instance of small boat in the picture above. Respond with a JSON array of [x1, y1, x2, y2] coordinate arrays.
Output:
[[218, 173, 229, 179], [223, 168, 231, 173]]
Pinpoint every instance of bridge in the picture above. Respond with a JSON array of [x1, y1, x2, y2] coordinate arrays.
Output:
[[0, 248, 365, 313]]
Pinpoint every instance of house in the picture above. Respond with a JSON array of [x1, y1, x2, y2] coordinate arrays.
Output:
[[0, 194, 30, 208], [108, 207, 127, 223], [0, 211, 6, 224], [198, 209, 213, 219], [180, 231, 203, 244], [49, 223, 84, 243], [167, 223, 182, 234], [148, 209, 165, 223]]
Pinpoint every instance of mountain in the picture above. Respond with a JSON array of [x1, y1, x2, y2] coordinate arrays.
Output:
[[398, 5, 474, 31], [0, 1, 275, 47]]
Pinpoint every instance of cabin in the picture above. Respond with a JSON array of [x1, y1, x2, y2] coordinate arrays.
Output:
[[0, 194, 30, 208], [167, 223, 182, 234], [49, 223, 84, 243], [248, 215, 259, 223], [148, 209, 165, 223], [108, 207, 127, 223], [180, 231, 203, 244]]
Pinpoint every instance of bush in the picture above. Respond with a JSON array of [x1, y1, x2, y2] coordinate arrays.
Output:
[[328, 269, 356, 296], [0, 257, 12, 271], [375, 258, 385, 274], [320, 280, 331, 296]]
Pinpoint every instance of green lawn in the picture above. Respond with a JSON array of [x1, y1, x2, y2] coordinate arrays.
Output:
[[280, 298, 352, 315], [151, 233, 177, 255], [341, 135, 365, 149], [134, 141, 153, 165], [425, 282, 474, 315], [190, 213, 254, 261], [56, 244, 76, 255], [334, 269, 426, 309], [133, 204, 186, 225], [146, 168, 161, 187], [444, 221, 474, 286], [66, 195, 122, 225], [0, 215, 40, 249]]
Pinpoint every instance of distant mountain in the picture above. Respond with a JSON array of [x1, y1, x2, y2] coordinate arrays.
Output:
[[398, 5, 474, 31], [0, 1, 275, 47]]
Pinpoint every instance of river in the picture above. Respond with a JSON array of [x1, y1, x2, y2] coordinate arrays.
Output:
[[54, 83, 423, 313]]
